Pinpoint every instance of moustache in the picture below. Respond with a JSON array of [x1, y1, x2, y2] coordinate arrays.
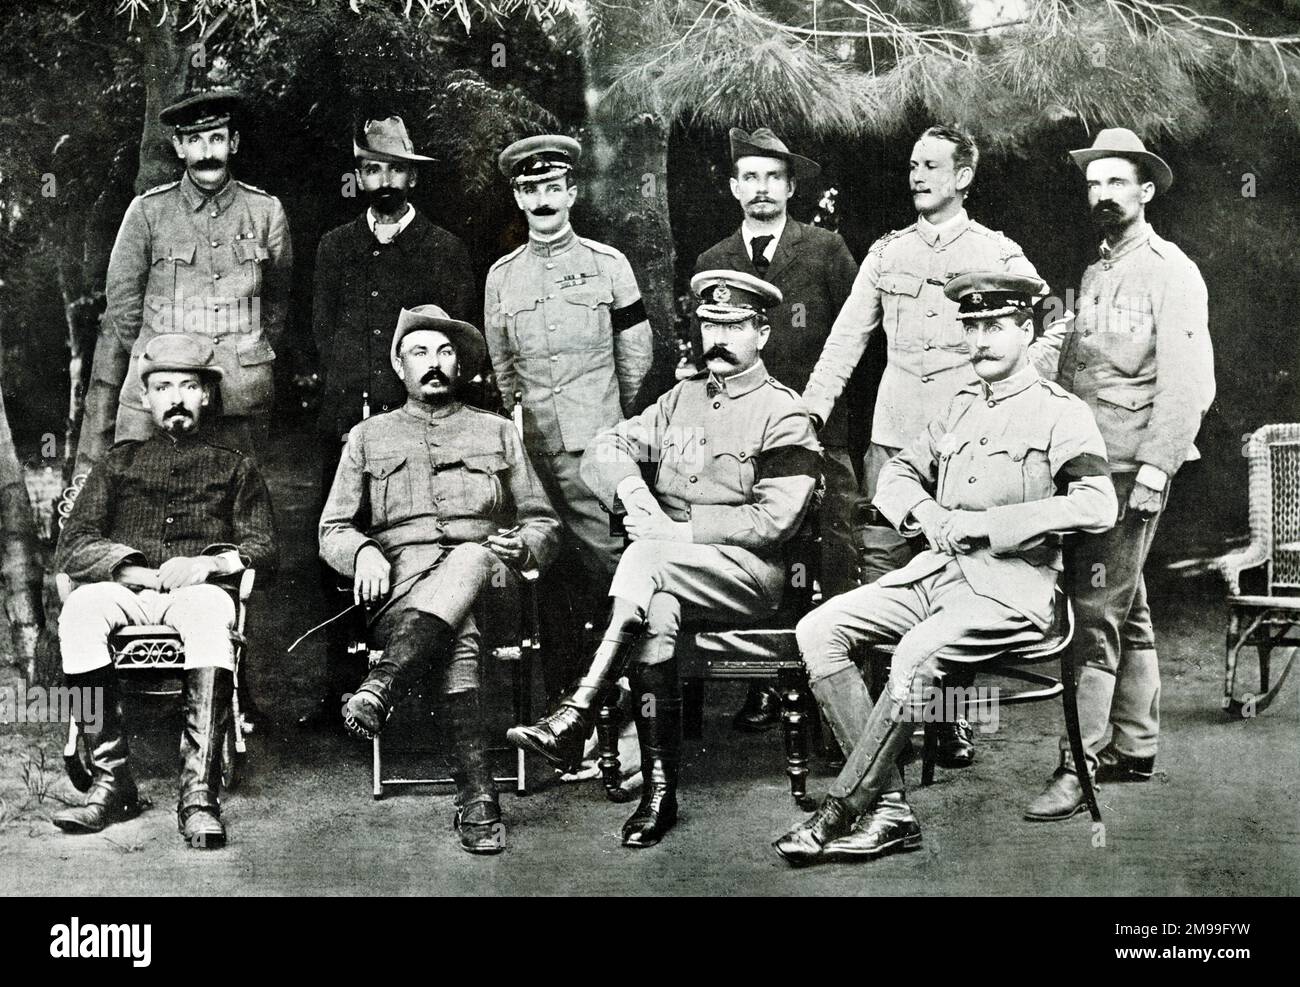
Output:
[[191, 158, 224, 171], [530, 206, 558, 216], [164, 406, 192, 419], [1092, 201, 1122, 217], [421, 369, 451, 386], [702, 344, 738, 364], [367, 186, 407, 205]]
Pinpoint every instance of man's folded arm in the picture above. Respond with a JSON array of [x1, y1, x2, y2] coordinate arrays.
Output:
[[580, 394, 671, 509], [503, 422, 562, 572], [874, 418, 945, 534], [318, 430, 380, 577]]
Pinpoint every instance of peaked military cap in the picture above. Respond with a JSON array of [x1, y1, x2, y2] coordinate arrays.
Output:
[[160, 87, 242, 134], [498, 135, 581, 186], [390, 305, 487, 378], [692, 269, 783, 324], [944, 271, 1048, 321], [1069, 127, 1173, 194], [354, 116, 435, 164], [139, 333, 225, 381], [729, 127, 821, 183]]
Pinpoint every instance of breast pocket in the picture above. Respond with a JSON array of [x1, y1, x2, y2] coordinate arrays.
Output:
[[877, 272, 924, 347], [500, 290, 542, 355], [560, 282, 614, 350], [978, 435, 1051, 506], [149, 242, 197, 302], [456, 451, 508, 515], [936, 435, 971, 505], [1097, 294, 1154, 377], [232, 238, 269, 296], [708, 435, 759, 500], [364, 454, 410, 529]]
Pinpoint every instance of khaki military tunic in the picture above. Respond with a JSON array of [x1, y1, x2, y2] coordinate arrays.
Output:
[[91, 173, 293, 453], [803, 212, 1039, 450], [580, 361, 821, 661]]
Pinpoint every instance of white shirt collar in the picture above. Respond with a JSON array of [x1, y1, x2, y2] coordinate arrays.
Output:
[[367, 203, 415, 244], [742, 216, 787, 262]]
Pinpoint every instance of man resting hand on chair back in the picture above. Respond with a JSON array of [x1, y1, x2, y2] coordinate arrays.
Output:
[[318, 305, 560, 855], [775, 272, 1118, 867], [54, 333, 278, 849]]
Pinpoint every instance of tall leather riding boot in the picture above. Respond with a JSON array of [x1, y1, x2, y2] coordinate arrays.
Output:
[[830, 691, 914, 818], [53, 667, 144, 834], [445, 689, 503, 855], [507, 598, 644, 771], [622, 658, 681, 848], [810, 667, 873, 759], [177, 666, 234, 849], [343, 610, 455, 740]]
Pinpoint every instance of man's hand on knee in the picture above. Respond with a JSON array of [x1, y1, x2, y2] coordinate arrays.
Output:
[[625, 512, 690, 543], [912, 501, 956, 555], [157, 556, 221, 591], [940, 510, 989, 554], [486, 530, 527, 568], [353, 545, 391, 606], [115, 565, 161, 589]]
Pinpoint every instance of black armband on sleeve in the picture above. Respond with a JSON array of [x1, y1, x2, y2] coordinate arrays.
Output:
[[1055, 453, 1110, 484], [612, 298, 647, 333], [754, 444, 823, 482]]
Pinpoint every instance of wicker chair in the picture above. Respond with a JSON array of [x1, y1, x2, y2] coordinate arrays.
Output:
[[1212, 423, 1300, 717]]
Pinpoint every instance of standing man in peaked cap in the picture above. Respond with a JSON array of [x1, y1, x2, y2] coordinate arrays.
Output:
[[78, 86, 293, 472], [484, 134, 654, 706], [300, 115, 477, 731], [1024, 128, 1215, 821], [696, 126, 863, 733]]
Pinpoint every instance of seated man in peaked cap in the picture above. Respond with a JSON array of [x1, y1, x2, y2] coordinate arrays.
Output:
[[775, 272, 1118, 866], [319, 305, 561, 854], [54, 333, 278, 849], [508, 270, 822, 848]]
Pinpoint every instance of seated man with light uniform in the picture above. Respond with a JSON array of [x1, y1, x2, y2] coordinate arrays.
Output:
[[509, 271, 822, 848], [775, 273, 1118, 866]]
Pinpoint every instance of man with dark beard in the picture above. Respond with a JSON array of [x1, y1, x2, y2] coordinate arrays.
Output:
[[301, 116, 477, 730], [1023, 128, 1215, 820], [54, 334, 278, 849], [320, 306, 560, 853]]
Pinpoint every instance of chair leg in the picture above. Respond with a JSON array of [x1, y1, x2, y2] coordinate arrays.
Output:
[[372, 735, 383, 800], [682, 677, 705, 740], [1259, 644, 1272, 693], [1061, 646, 1101, 822], [514, 655, 532, 796], [596, 701, 631, 803], [778, 667, 813, 810], [1223, 608, 1241, 708], [921, 723, 937, 787]]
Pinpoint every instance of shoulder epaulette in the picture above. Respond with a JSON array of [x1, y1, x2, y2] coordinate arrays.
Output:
[[488, 243, 527, 273], [868, 224, 915, 255], [576, 236, 625, 261], [107, 438, 145, 452], [764, 376, 801, 400], [968, 220, 1025, 259], [464, 404, 512, 422], [141, 181, 180, 197], [235, 180, 273, 197]]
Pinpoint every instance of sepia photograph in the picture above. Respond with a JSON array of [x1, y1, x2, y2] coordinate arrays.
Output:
[[0, 0, 1296, 917]]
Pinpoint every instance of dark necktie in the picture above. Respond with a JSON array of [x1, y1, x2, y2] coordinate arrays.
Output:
[[750, 235, 774, 274]]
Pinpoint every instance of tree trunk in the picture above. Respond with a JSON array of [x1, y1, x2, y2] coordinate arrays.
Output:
[[72, 13, 187, 478], [0, 326, 46, 685], [580, 2, 679, 406]]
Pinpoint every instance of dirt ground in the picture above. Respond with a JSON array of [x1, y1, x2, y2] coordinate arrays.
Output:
[[2, 420, 1297, 897]]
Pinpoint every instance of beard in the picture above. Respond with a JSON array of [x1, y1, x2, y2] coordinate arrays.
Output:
[[366, 186, 408, 215], [744, 198, 780, 220], [161, 408, 194, 434], [1091, 201, 1125, 228]]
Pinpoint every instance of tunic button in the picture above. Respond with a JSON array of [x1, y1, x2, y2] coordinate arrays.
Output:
[[213, 273, 220, 280], [979, 437, 988, 445], [165, 516, 175, 523], [700, 438, 707, 446], [1077, 362, 1086, 371], [210, 241, 219, 248], [373, 251, 380, 257], [922, 377, 931, 384], [548, 324, 557, 331], [371, 290, 379, 297], [550, 355, 559, 362], [381, 404, 389, 412], [554, 386, 563, 394], [738, 452, 746, 460], [374, 329, 381, 336], [987, 400, 996, 407], [547, 293, 555, 299], [967, 477, 976, 484], [689, 475, 698, 483], [924, 343, 933, 350], [926, 311, 936, 318], [712, 401, 721, 409], [546, 263, 555, 270], [210, 211, 218, 218]]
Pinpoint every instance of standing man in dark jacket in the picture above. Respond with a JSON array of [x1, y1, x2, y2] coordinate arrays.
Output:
[[301, 116, 477, 729], [695, 127, 861, 731]]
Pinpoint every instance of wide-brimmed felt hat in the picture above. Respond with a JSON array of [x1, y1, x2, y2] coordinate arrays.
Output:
[[729, 127, 821, 184], [139, 333, 225, 381], [160, 87, 242, 134], [390, 305, 487, 378], [498, 134, 581, 186], [944, 271, 1048, 321], [354, 116, 435, 164], [692, 269, 783, 324], [1069, 127, 1173, 194]]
